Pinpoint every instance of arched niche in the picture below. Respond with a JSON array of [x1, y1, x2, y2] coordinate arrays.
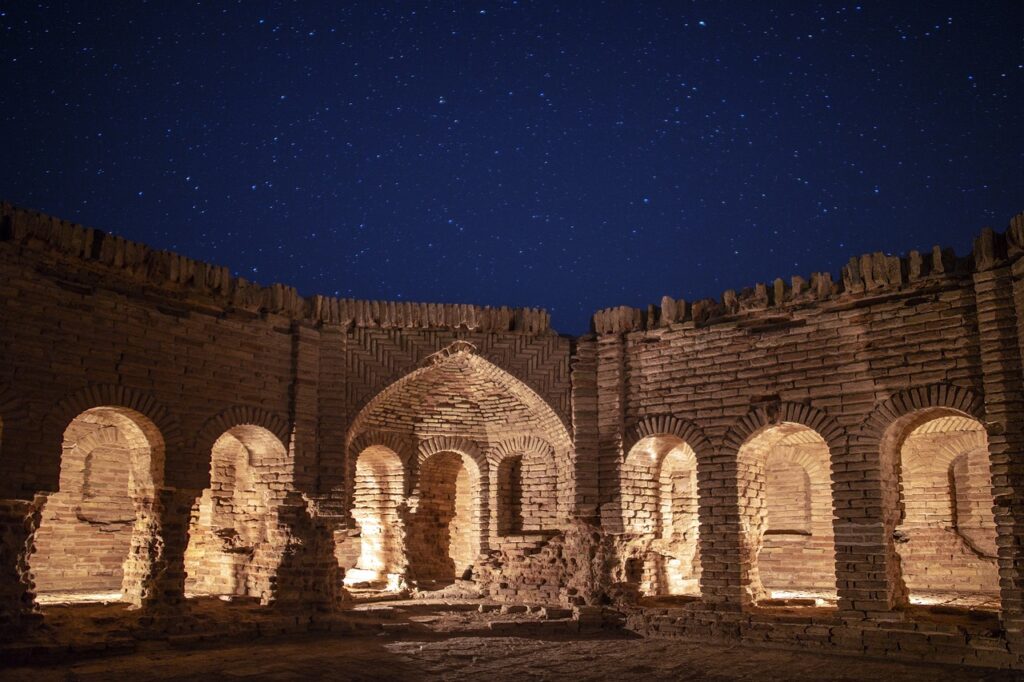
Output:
[[32, 406, 164, 605], [183, 424, 287, 602], [406, 450, 482, 588], [621, 435, 701, 597], [345, 346, 573, 530], [343, 445, 406, 590], [736, 422, 837, 605], [883, 409, 1000, 609]]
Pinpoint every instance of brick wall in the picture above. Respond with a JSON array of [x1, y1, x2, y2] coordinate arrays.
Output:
[[1, 202, 1023, 669], [0, 203, 570, 613]]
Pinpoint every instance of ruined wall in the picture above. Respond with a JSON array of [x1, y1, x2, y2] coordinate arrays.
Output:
[[1, 202, 1023, 668], [579, 214, 1024, 656], [0, 203, 570, 614]]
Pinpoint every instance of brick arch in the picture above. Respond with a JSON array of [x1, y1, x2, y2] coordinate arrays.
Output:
[[39, 385, 180, 493], [344, 336, 572, 442], [859, 383, 985, 443], [194, 405, 291, 457], [857, 383, 986, 557], [487, 435, 560, 534], [346, 430, 417, 501], [70, 425, 122, 453], [346, 348, 572, 524], [415, 435, 486, 474], [42, 384, 182, 454], [409, 434, 490, 570], [624, 414, 712, 460], [859, 384, 994, 608], [723, 402, 846, 455], [486, 435, 554, 467]]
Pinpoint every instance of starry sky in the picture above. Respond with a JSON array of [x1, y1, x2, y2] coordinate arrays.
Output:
[[2, 2, 1022, 334]]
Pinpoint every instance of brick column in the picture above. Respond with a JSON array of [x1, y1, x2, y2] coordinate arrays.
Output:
[[267, 491, 343, 610], [975, 255, 1024, 652], [596, 335, 626, 532], [697, 441, 749, 610], [123, 487, 200, 609], [0, 497, 41, 632], [269, 323, 343, 610], [315, 325, 348, 498], [290, 323, 321, 494], [571, 338, 599, 522], [832, 436, 895, 616]]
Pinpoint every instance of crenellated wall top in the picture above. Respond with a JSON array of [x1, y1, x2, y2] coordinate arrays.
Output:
[[591, 212, 1024, 335], [0, 203, 552, 334]]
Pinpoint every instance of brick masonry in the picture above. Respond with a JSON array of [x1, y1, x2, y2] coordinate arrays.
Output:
[[1, 203, 1023, 669]]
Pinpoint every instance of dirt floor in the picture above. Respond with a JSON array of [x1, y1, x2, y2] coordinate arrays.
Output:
[[1, 598, 1019, 681], [3, 630, 1020, 681]]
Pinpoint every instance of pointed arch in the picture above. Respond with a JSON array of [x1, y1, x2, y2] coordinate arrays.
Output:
[[345, 347, 574, 524], [346, 348, 572, 454]]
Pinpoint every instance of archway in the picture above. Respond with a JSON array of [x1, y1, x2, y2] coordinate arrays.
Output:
[[621, 435, 701, 597], [886, 411, 1000, 609], [345, 345, 573, 532], [406, 450, 481, 588], [736, 422, 837, 605], [32, 406, 163, 605], [344, 445, 406, 590], [183, 425, 287, 601]]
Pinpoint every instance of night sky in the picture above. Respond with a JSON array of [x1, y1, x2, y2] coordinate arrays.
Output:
[[2, 2, 1021, 334]]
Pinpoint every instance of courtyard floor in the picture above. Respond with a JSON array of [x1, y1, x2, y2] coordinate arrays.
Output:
[[3, 630, 1020, 681], [3, 609, 1020, 682]]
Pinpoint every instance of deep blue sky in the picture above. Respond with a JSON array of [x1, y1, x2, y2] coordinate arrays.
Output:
[[2, 2, 1021, 334]]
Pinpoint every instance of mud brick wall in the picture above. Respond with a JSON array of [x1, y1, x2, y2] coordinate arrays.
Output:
[[2, 201, 1023, 669], [592, 249, 988, 607], [754, 437, 836, 595], [349, 446, 406, 580], [184, 425, 292, 600], [589, 217, 1024, 631], [0, 203, 570, 613]]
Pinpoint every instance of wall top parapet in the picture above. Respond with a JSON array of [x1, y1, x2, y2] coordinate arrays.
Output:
[[0, 203, 553, 335], [591, 212, 1024, 336]]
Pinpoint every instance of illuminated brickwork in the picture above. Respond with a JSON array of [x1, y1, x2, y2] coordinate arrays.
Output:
[[1, 203, 1023, 670]]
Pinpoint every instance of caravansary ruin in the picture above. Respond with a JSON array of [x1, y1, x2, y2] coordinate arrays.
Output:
[[2, 202, 1024, 673]]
